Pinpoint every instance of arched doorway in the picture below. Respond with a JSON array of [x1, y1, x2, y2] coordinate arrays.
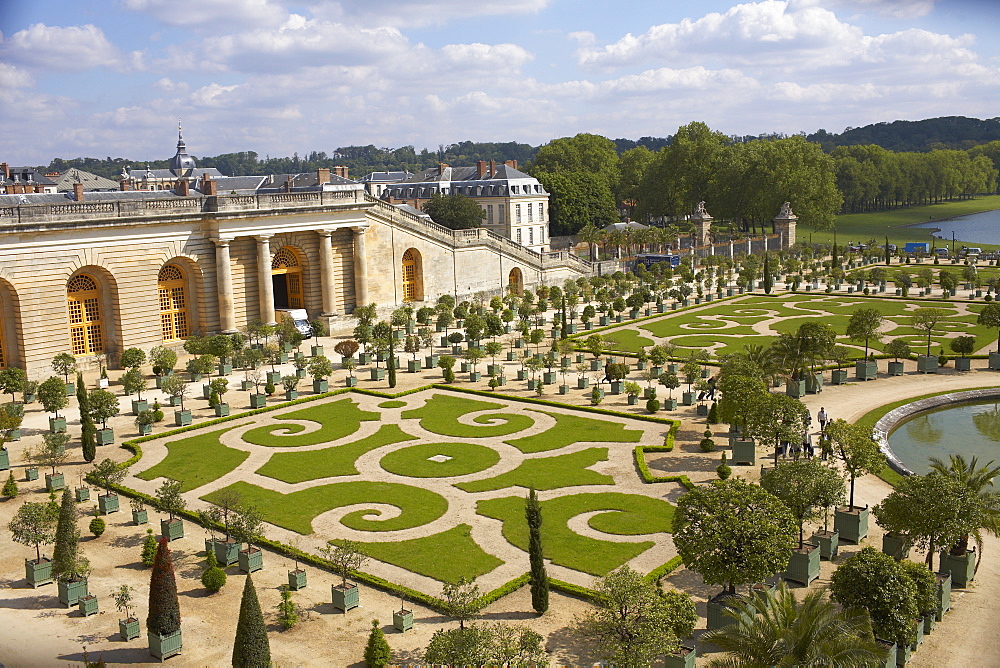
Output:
[[508, 267, 523, 296], [271, 246, 304, 309], [401, 248, 423, 302], [67, 273, 104, 356], [158, 263, 190, 342]]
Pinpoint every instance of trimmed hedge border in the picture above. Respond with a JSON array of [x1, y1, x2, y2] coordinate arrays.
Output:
[[633, 445, 695, 490], [104, 383, 683, 610]]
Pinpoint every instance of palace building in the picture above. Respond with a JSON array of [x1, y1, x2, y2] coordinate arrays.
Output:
[[0, 133, 587, 377]]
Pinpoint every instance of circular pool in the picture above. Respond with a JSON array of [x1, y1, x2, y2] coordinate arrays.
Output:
[[875, 390, 1000, 476]]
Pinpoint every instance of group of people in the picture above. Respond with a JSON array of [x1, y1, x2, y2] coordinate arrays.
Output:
[[776, 407, 832, 461]]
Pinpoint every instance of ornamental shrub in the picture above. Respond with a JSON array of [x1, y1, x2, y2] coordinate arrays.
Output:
[[700, 432, 716, 452], [147, 538, 181, 636], [89, 517, 106, 537], [590, 387, 603, 405], [707, 402, 719, 424], [232, 574, 270, 668], [364, 619, 391, 667], [141, 529, 158, 567], [645, 398, 660, 413], [277, 588, 298, 630], [717, 453, 732, 480], [2, 472, 18, 498], [201, 550, 226, 592]]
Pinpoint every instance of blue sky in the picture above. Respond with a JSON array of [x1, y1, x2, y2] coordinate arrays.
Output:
[[2, 0, 998, 166]]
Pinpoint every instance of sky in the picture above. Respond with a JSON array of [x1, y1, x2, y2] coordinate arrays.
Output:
[[2, 0, 999, 166]]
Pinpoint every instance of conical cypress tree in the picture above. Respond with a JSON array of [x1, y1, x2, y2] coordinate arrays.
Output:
[[51, 487, 81, 581], [232, 573, 270, 668], [147, 538, 181, 636], [526, 487, 549, 614], [3, 471, 18, 498], [77, 373, 96, 463], [364, 619, 391, 667], [763, 252, 772, 294]]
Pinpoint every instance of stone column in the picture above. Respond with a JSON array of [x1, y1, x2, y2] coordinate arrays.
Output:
[[690, 202, 713, 248], [213, 238, 237, 333], [352, 226, 369, 308], [255, 234, 276, 325], [773, 203, 798, 249], [317, 230, 338, 316]]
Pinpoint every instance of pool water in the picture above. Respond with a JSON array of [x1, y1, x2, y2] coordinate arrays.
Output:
[[887, 401, 1000, 476], [913, 209, 1000, 246]]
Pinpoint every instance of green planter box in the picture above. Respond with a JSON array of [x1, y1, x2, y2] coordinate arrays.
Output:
[[882, 532, 911, 560], [559, 385, 570, 395], [783, 544, 821, 585], [5, 429, 17, 443], [955, 357, 972, 371], [393, 609, 414, 632], [288, 569, 307, 591], [98, 493, 119, 514], [834, 506, 869, 544], [97, 427, 115, 445], [311, 345, 324, 357], [706, 591, 742, 630], [785, 379, 806, 398], [831, 368, 849, 384], [682, 391, 695, 406], [214, 403, 230, 417], [876, 641, 897, 668], [120, 617, 141, 641], [370, 368, 386, 381], [132, 509, 148, 525], [211, 538, 240, 566], [295, 368, 307, 379], [643, 388, 656, 399], [45, 472, 65, 492], [332, 583, 360, 612], [49, 416, 67, 433], [161, 518, 184, 541], [345, 376, 358, 387], [249, 393, 267, 408], [58, 577, 88, 607], [168, 396, 182, 407], [131, 399, 148, 415], [359, 353, 372, 364], [909, 617, 924, 651], [25, 467, 39, 481], [577, 377, 590, 389], [78, 594, 99, 617], [923, 612, 935, 636], [239, 547, 263, 573], [627, 395, 638, 405], [663, 646, 696, 668], [25, 557, 53, 588], [407, 359, 420, 373], [696, 404, 709, 416], [264, 370, 281, 385], [218, 363, 233, 376], [939, 548, 976, 587], [989, 352, 1000, 370], [543, 371, 557, 384], [284, 390, 298, 401], [75, 487, 90, 503], [916, 354, 938, 373], [731, 439, 756, 465], [65, 382, 76, 396], [174, 410, 192, 426], [460, 362, 471, 373], [610, 381, 624, 395], [469, 372, 481, 382], [888, 361, 905, 376], [811, 530, 839, 560], [495, 376, 507, 386], [663, 398, 678, 411], [856, 360, 878, 380], [241, 380, 254, 391], [936, 572, 951, 620], [527, 380, 538, 390], [313, 378, 329, 393], [806, 371, 824, 394], [590, 359, 602, 371], [148, 629, 183, 661]]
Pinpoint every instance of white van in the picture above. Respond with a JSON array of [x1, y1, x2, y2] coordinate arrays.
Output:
[[965, 247, 983, 257], [275, 308, 313, 335]]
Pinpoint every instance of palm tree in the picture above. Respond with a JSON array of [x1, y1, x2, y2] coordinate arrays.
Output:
[[577, 223, 603, 262], [703, 583, 888, 668], [606, 229, 627, 260], [928, 453, 1000, 569]]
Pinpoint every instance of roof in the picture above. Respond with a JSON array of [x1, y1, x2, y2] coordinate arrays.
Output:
[[360, 171, 412, 183], [2, 166, 56, 187], [393, 203, 431, 219], [125, 167, 224, 181], [52, 168, 119, 192], [0, 190, 197, 207], [406, 164, 535, 183], [380, 163, 547, 200], [603, 221, 648, 232]]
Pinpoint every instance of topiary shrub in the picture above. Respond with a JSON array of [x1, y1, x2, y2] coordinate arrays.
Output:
[[700, 429, 716, 452], [645, 398, 660, 413], [2, 472, 18, 498], [264, 382, 276, 396], [89, 517, 106, 537], [707, 402, 719, 424], [717, 453, 732, 480], [590, 387, 603, 405], [141, 528, 158, 567], [201, 550, 227, 592]]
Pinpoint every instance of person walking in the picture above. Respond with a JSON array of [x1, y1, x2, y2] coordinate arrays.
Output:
[[817, 407, 828, 434]]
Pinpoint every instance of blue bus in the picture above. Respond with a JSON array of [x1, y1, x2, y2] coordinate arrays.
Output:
[[633, 253, 681, 270]]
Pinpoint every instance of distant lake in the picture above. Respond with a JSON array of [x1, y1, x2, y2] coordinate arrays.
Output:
[[912, 209, 1000, 245]]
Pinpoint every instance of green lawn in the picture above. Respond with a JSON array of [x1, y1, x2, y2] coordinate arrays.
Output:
[[341, 524, 503, 583], [241, 398, 380, 447], [457, 448, 613, 492], [202, 480, 449, 534], [477, 492, 674, 576], [799, 195, 1000, 249], [380, 442, 501, 478], [401, 393, 535, 437], [602, 329, 653, 354], [378, 400, 407, 408], [136, 429, 248, 492], [254, 424, 417, 483], [504, 411, 643, 454]]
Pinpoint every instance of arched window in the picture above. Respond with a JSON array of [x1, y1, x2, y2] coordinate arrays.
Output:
[[508, 267, 523, 296], [67, 274, 103, 356], [158, 264, 189, 341], [271, 246, 303, 309], [401, 248, 423, 302]]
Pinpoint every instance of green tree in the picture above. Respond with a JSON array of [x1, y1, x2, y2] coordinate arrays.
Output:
[[910, 307, 949, 356], [155, 479, 186, 520], [761, 459, 846, 548], [672, 479, 797, 595], [824, 419, 885, 510], [743, 393, 808, 465], [76, 373, 96, 462], [636, 122, 728, 220], [38, 376, 68, 420], [530, 132, 620, 185], [276, 588, 298, 630], [51, 352, 76, 383], [88, 388, 120, 429], [846, 308, 885, 358], [2, 471, 18, 498], [0, 367, 26, 403], [141, 528, 158, 567], [52, 487, 86, 582], [147, 537, 181, 636], [8, 501, 56, 561], [232, 573, 270, 668], [441, 576, 484, 630], [704, 581, 887, 667], [421, 192, 486, 230], [525, 488, 548, 614], [977, 302, 1000, 352], [534, 170, 618, 235], [364, 619, 392, 667], [830, 547, 919, 647], [928, 454, 1000, 563]]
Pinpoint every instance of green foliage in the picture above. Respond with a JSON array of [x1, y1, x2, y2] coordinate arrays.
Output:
[[119, 347, 146, 370], [201, 549, 227, 592], [646, 398, 660, 413], [38, 376, 68, 417], [88, 388, 120, 428], [949, 335, 977, 357], [526, 488, 549, 615], [232, 574, 270, 668], [147, 538, 181, 635], [322, 539, 368, 587], [707, 401, 719, 424], [441, 576, 484, 628], [899, 560, 939, 617], [884, 338, 912, 361], [141, 528, 158, 567], [423, 622, 546, 667], [761, 459, 846, 548], [3, 472, 18, 498], [277, 588, 298, 630], [830, 547, 919, 647], [89, 516, 106, 537], [846, 308, 886, 357], [421, 192, 487, 229], [825, 419, 885, 509], [8, 500, 56, 561], [717, 453, 732, 480], [51, 353, 76, 381], [699, 434, 716, 452], [348, 524, 502, 583], [52, 488, 85, 582], [364, 619, 391, 667], [155, 479, 186, 519]]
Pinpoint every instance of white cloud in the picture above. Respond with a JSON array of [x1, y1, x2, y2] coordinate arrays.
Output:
[[3, 23, 123, 71], [821, 0, 937, 19], [311, 0, 551, 28], [122, 0, 288, 28], [0, 63, 33, 89]]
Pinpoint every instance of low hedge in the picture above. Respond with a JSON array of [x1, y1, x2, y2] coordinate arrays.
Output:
[[633, 445, 695, 490]]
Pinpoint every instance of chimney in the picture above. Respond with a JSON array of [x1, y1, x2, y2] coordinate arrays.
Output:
[[504, 159, 518, 169], [477, 160, 487, 178], [334, 165, 349, 179], [175, 179, 190, 196], [119, 178, 131, 191], [284, 175, 293, 193], [73, 182, 84, 202], [201, 174, 217, 196], [317, 168, 331, 184], [489, 160, 496, 177], [1, 163, 9, 180], [438, 162, 448, 176]]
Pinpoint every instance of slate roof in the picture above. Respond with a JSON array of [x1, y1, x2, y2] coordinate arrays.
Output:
[[51, 168, 119, 192], [2, 166, 56, 187]]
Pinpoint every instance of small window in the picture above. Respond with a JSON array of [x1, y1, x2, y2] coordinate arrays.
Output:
[[515, 204, 521, 223], [516, 229, 522, 244], [529, 228, 534, 245], [511, 185, 519, 194], [487, 205, 494, 223], [539, 204, 544, 220], [527, 203, 533, 222]]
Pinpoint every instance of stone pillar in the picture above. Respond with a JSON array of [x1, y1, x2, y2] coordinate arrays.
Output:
[[690, 201, 713, 248], [255, 234, 276, 325], [773, 202, 798, 249], [317, 230, 338, 316], [213, 238, 237, 333], [352, 226, 369, 309]]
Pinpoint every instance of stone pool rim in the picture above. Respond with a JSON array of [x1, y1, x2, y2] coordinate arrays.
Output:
[[873, 388, 1000, 477]]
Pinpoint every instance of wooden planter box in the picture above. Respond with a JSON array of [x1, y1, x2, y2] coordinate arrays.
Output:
[[161, 518, 184, 541], [168, 396, 182, 407], [250, 394, 267, 408], [148, 629, 183, 661], [284, 390, 298, 401], [58, 577, 88, 607], [916, 354, 938, 373], [939, 548, 976, 587], [834, 505, 869, 544], [313, 379, 329, 392], [989, 352, 1000, 370], [696, 404, 709, 416], [211, 538, 240, 566], [239, 547, 263, 573], [332, 583, 359, 612], [241, 380, 254, 391], [393, 609, 413, 632], [785, 379, 806, 398], [955, 357, 972, 371], [706, 591, 742, 630], [174, 410, 192, 426], [577, 377, 590, 389], [407, 359, 420, 373], [133, 509, 148, 525], [25, 467, 39, 481], [311, 345, 324, 357], [266, 371, 282, 385], [936, 572, 951, 620], [98, 492, 120, 514], [370, 368, 386, 381], [590, 359, 602, 371], [49, 416, 67, 433], [811, 529, 839, 560], [882, 532, 911, 560], [120, 617, 141, 640], [45, 472, 65, 492], [681, 391, 695, 406], [888, 361, 905, 376], [78, 594, 99, 617], [806, 371, 824, 394], [214, 403, 230, 417], [856, 360, 878, 381], [663, 398, 678, 411], [25, 557, 53, 587], [784, 544, 821, 585], [609, 381, 624, 395], [732, 440, 756, 466], [75, 487, 90, 503], [131, 399, 148, 415], [288, 569, 307, 591]]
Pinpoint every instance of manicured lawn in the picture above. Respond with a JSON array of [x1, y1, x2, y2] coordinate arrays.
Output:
[[477, 492, 674, 576], [241, 398, 380, 447], [401, 393, 535, 437], [202, 480, 449, 534], [602, 329, 653, 354], [255, 424, 417, 483], [136, 429, 248, 492], [378, 400, 407, 408], [504, 411, 643, 453], [380, 442, 501, 478], [341, 524, 503, 583], [457, 448, 613, 492]]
